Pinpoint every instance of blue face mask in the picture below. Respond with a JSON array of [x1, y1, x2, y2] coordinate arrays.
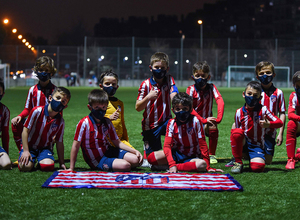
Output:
[[91, 108, 106, 121], [50, 99, 65, 112], [36, 72, 51, 82], [295, 87, 300, 96], [245, 95, 260, 107], [175, 110, 190, 123], [194, 77, 208, 89], [103, 86, 117, 96], [152, 68, 167, 79], [258, 74, 273, 85]]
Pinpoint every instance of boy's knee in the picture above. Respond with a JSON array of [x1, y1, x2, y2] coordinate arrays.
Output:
[[18, 162, 34, 172], [196, 160, 207, 172], [230, 128, 244, 140]]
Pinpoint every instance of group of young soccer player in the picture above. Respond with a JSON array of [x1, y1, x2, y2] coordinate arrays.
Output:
[[1, 52, 300, 174]]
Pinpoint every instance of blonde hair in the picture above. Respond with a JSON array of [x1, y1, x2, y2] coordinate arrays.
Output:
[[150, 52, 169, 67]]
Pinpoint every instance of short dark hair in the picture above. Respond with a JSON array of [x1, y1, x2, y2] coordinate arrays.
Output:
[[33, 56, 57, 76], [292, 71, 300, 86], [255, 61, 275, 76], [88, 89, 108, 106], [52, 87, 71, 101], [172, 92, 193, 110], [192, 61, 210, 74], [99, 69, 119, 84], [245, 81, 262, 94]]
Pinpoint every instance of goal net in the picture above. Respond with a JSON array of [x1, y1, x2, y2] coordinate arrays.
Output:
[[226, 65, 290, 88], [0, 64, 9, 89]]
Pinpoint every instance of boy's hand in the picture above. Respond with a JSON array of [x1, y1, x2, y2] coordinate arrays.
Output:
[[259, 115, 270, 128], [110, 109, 120, 121], [135, 150, 143, 164], [276, 134, 283, 146], [206, 117, 217, 126], [11, 116, 22, 125], [147, 87, 158, 100], [168, 166, 178, 173], [19, 151, 32, 166]]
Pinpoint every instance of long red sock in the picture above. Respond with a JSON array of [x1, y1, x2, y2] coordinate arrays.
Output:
[[176, 162, 198, 172], [147, 152, 158, 165], [286, 120, 297, 158], [40, 163, 55, 172], [209, 128, 218, 155], [230, 128, 245, 164], [250, 162, 265, 172]]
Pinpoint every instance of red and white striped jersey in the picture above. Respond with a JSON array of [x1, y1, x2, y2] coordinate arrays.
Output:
[[23, 105, 65, 150], [260, 85, 286, 138], [19, 82, 56, 118], [234, 105, 283, 147], [73, 115, 119, 168], [0, 103, 10, 153], [137, 75, 176, 130], [287, 92, 300, 122], [163, 115, 210, 169], [186, 83, 224, 124]]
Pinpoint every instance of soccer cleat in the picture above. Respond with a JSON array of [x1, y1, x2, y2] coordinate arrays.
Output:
[[209, 155, 218, 164], [225, 157, 235, 167], [295, 148, 300, 161], [231, 162, 243, 174], [285, 158, 296, 170]]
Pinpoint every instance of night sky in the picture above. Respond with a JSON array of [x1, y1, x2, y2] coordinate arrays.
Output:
[[1, 0, 217, 44]]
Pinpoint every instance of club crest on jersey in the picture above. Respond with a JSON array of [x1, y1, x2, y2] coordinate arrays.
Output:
[[270, 95, 277, 103], [187, 127, 194, 135], [51, 123, 59, 131]]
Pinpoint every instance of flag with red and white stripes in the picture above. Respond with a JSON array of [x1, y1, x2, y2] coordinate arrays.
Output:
[[42, 171, 243, 191]]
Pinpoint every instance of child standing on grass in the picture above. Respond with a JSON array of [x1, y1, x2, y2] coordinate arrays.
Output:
[[285, 71, 300, 169], [11, 56, 57, 152], [135, 52, 178, 168], [18, 87, 71, 172], [186, 61, 224, 165], [230, 81, 283, 173], [98, 69, 134, 149], [162, 92, 223, 173], [0, 79, 11, 170], [68, 89, 142, 171]]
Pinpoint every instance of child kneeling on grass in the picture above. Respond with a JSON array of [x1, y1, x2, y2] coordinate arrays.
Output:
[[230, 81, 283, 173], [18, 87, 71, 172], [68, 89, 142, 172], [148, 92, 223, 173]]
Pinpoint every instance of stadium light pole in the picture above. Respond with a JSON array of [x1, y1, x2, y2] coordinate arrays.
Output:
[[197, 20, 203, 60]]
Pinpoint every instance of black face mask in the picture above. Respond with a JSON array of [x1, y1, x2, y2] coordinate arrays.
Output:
[[151, 68, 167, 79], [103, 86, 117, 96], [91, 108, 106, 121], [36, 72, 51, 82], [245, 95, 260, 107], [193, 77, 208, 89], [50, 99, 65, 112], [175, 110, 190, 123]]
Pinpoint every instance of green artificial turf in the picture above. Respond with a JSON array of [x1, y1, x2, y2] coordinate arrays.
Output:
[[1, 86, 300, 220]]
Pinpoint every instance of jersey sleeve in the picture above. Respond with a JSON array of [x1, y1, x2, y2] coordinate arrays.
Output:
[[212, 85, 224, 124], [74, 118, 86, 143], [23, 107, 40, 130], [234, 108, 242, 128], [264, 106, 283, 128], [19, 86, 34, 118], [137, 80, 149, 101], [288, 92, 300, 121]]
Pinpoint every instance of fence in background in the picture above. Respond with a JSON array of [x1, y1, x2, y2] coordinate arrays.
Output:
[[1, 37, 300, 87]]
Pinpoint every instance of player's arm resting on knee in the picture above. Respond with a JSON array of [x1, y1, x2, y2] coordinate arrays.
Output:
[[191, 109, 206, 124], [20, 127, 32, 165], [68, 140, 81, 171], [265, 111, 283, 128], [163, 136, 176, 170], [113, 139, 143, 163], [56, 141, 66, 170], [288, 104, 300, 121]]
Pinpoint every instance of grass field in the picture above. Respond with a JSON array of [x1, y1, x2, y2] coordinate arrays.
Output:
[[1, 86, 300, 220]]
